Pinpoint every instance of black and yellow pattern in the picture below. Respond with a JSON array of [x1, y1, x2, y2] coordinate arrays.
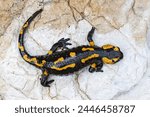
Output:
[[18, 9, 44, 67], [18, 9, 123, 87]]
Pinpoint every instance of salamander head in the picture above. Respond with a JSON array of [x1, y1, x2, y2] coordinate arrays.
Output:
[[101, 44, 123, 64]]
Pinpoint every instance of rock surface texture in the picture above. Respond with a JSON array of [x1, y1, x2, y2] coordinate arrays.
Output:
[[0, 0, 150, 99]]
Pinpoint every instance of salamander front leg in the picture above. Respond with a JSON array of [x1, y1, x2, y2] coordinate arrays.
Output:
[[87, 27, 96, 46], [96, 62, 103, 72], [47, 38, 72, 55], [40, 70, 54, 87], [89, 60, 103, 73], [57, 38, 72, 50]]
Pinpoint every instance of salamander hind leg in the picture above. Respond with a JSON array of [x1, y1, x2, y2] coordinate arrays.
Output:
[[40, 69, 54, 87], [47, 38, 72, 55], [89, 59, 103, 73], [87, 27, 96, 46]]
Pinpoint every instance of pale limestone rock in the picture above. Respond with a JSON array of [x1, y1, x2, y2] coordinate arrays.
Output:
[[0, 0, 26, 36], [0, 0, 150, 99]]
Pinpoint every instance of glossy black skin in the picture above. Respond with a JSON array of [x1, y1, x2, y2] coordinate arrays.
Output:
[[18, 9, 123, 87]]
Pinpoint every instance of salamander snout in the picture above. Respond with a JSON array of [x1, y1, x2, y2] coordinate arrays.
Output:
[[119, 51, 123, 60]]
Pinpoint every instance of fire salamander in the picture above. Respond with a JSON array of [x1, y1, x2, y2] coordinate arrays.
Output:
[[18, 9, 123, 87]]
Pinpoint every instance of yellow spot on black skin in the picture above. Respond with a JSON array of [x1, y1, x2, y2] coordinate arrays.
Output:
[[48, 50, 53, 55], [102, 57, 113, 64], [70, 52, 76, 57], [81, 54, 99, 63], [89, 41, 95, 46], [51, 63, 76, 71], [23, 22, 28, 28], [23, 55, 46, 67], [82, 47, 94, 51], [102, 57, 119, 64], [18, 43, 24, 51], [91, 63, 96, 68], [42, 60, 46, 63], [43, 70, 48, 76], [102, 44, 114, 49], [54, 57, 64, 64], [36, 60, 46, 67], [20, 22, 28, 35], [113, 58, 120, 62], [20, 29, 23, 34], [23, 55, 30, 61], [114, 47, 119, 51]]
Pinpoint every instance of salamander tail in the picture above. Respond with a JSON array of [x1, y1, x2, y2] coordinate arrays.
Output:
[[18, 9, 44, 67]]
